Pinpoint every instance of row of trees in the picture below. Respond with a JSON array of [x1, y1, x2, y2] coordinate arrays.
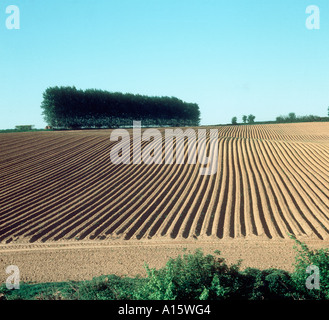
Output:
[[231, 109, 329, 125], [41, 86, 201, 129], [276, 112, 324, 123], [231, 114, 256, 125]]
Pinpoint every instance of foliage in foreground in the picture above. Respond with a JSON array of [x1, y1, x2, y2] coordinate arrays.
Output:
[[1, 236, 328, 300], [290, 235, 329, 300]]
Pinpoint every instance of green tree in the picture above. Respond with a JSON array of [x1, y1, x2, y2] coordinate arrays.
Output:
[[288, 112, 297, 122], [231, 116, 237, 125], [276, 116, 285, 123], [40, 86, 201, 129], [247, 114, 256, 124], [242, 115, 247, 124]]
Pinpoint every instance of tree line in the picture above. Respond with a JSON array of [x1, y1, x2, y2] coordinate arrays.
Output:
[[41, 86, 201, 129], [231, 114, 256, 125], [275, 112, 325, 123], [231, 110, 329, 125]]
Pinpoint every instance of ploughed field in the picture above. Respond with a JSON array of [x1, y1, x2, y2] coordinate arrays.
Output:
[[1, 122, 329, 244]]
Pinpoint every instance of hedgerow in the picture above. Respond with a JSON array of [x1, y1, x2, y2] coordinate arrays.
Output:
[[1, 237, 328, 300]]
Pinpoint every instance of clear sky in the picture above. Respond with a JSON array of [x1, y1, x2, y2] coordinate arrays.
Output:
[[1, 0, 328, 129]]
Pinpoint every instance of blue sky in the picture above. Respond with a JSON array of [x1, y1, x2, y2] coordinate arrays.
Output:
[[1, 0, 328, 129]]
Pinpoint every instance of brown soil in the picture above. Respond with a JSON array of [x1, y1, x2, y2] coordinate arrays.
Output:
[[0, 122, 328, 283]]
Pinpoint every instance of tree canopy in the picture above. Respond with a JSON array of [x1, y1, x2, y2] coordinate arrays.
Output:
[[247, 114, 256, 124], [41, 86, 201, 129], [276, 113, 322, 123]]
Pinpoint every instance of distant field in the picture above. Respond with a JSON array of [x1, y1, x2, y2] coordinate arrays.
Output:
[[1, 122, 328, 244]]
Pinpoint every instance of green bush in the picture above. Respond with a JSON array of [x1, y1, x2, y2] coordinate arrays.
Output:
[[2, 238, 329, 300], [135, 249, 242, 300], [241, 268, 294, 300], [289, 234, 329, 299], [135, 249, 299, 300], [68, 275, 146, 300], [0, 281, 73, 300], [0, 275, 146, 300]]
